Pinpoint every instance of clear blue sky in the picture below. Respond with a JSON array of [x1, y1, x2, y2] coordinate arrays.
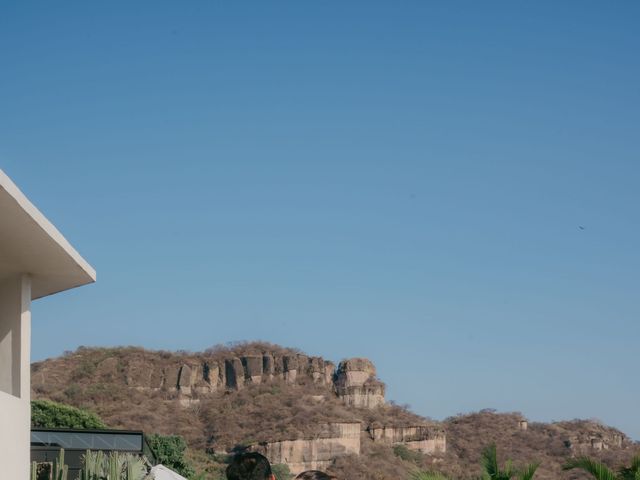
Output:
[[2, 2, 639, 439]]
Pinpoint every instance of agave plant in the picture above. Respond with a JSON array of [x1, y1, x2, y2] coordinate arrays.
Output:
[[79, 450, 148, 480], [124, 454, 147, 480], [480, 444, 539, 480], [563, 455, 640, 480], [80, 450, 105, 480]]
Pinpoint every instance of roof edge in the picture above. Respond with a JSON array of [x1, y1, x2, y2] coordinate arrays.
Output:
[[0, 169, 97, 285]]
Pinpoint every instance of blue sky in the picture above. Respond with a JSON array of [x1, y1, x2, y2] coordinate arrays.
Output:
[[1, 1, 639, 439]]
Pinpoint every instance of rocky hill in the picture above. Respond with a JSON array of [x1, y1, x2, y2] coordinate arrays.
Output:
[[31, 343, 638, 479], [438, 410, 636, 480]]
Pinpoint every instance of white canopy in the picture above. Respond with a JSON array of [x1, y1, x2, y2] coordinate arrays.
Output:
[[147, 465, 189, 480]]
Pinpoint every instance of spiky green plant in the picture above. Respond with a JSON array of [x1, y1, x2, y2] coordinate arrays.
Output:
[[405, 445, 539, 480], [123, 454, 147, 480], [53, 448, 68, 480], [480, 444, 539, 480], [78, 450, 147, 480], [410, 471, 452, 480], [564, 455, 640, 480], [80, 450, 105, 480], [108, 451, 120, 480], [517, 462, 540, 480], [619, 456, 640, 480]]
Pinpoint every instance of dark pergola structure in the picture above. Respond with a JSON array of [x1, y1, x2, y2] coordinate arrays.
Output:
[[31, 428, 156, 477]]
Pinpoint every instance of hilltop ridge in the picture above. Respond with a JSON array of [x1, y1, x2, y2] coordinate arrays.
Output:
[[31, 343, 638, 479]]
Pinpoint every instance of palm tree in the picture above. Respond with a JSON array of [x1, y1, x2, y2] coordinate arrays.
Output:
[[407, 445, 539, 480], [619, 457, 640, 480], [480, 444, 539, 480], [563, 455, 640, 480]]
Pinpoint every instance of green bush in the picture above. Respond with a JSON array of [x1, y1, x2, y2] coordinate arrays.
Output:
[[147, 434, 196, 479], [393, 444, 423, 464], [31, 400, 106, 429]]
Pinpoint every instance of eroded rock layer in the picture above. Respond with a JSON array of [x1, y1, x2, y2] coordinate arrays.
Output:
[[334, 358, 385, 408], [31, 345, 448, 475], [368, 425, 447, 453], [251, 423, 362, 474], [34, 349, 387, 410]]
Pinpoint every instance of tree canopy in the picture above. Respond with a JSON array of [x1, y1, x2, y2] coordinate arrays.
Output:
[[146, 433, 196, 479], [31, 399, 107, 429]]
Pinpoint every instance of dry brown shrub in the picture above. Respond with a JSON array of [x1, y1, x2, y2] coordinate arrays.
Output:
[[31, 345, 640, 480]]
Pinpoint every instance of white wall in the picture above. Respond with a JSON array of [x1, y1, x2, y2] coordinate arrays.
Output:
[[0, 275, 31, 480]]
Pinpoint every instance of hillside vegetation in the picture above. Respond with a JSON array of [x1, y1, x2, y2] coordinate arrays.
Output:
[[31, 344, 638, 480]]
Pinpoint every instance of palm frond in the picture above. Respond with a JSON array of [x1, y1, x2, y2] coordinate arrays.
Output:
[[410, 470, 451, 480], [563, 457, 617, 480], [518, 462, 540, 480], [503, 459, 514, 478], [618, 455, 640, 480], [482, 444, 500, 478]]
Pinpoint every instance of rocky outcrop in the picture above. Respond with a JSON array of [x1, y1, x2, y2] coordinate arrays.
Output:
[[177, 364, 193, 395], [33, 350, 392, 413], [368, 425, 446, 453], [242, 356, 263, 384], [283, 355, 298, 384], [253, 421, 445, 473], [32, 346, 640, 480], [263, 355, 274, 381], [562, 429, 626, 453], [334, 359, 385, 408], [225, 358, 244, 390], [200, 362, 219, 393], [252, 423, 361, 474], [33, 347, 393, 411]]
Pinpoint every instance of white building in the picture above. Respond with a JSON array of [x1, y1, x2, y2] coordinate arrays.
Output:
[[0, 170, 95, 479]]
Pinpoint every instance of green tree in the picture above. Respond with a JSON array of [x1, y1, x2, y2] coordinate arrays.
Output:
[[563, 455, 640, 480], [147, 434, 196, 479], [31, 400, 106, 429]]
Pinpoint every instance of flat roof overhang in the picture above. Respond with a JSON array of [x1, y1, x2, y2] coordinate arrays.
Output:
[[0, 169, 96, 300]]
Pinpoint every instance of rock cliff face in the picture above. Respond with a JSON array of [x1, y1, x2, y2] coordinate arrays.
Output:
[[83, 352, 339, 397], [35, 349, 388, 410], [368, 426, 446, 453], [31, 345, 639, 480], [32, 345, 445, 473], [334, 358, 385, 408], [251, 423, 362, 474], [558, 425, 627, 453]]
